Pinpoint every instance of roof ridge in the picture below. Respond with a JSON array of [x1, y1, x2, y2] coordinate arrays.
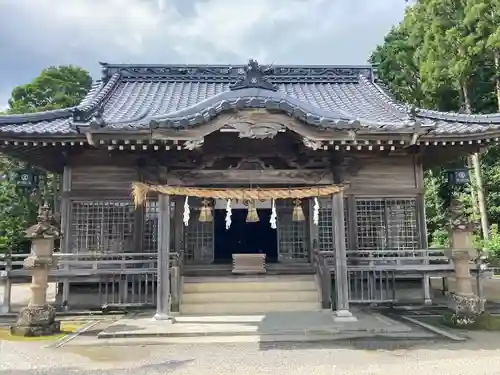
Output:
[[0, 107, 74, 125], [99, 62, 374, 82], [418, 108, 500, 123], [369, 76, 500, 124], [0, 74, 121, 126], [72, 73, 121, 123]]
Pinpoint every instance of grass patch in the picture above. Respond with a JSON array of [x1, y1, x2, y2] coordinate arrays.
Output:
[[0, 321, 85, 341], [441, 313, 500, 331]]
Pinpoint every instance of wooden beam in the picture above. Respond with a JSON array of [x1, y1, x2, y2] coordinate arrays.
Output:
[[164, 169, 335, 186]]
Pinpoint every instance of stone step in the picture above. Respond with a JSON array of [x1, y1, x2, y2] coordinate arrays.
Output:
[[182, 276, 317, 294], [180, 301, 322, 315], [182, 290, 320, 304]]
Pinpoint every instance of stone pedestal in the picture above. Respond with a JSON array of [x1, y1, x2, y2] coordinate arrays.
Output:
[[444, 249, 484, 315], [11, 204, 61, 337], [444, 199, 485, 317]]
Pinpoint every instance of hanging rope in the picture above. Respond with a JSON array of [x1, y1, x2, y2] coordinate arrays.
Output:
[[131, 182, 346, 207]]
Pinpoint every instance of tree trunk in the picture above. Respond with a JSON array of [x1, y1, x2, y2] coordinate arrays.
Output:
[[472, 153, 490, 240], [494, 51, 500, 111], [467, 157, 480, 219], [461, 81, 472, 114], [463, 82, 489, 239]]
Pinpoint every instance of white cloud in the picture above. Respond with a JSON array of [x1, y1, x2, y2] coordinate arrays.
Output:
[[0, 92, 9, 112], [0, 0, 408, 95], [1, 0, 407, 63]]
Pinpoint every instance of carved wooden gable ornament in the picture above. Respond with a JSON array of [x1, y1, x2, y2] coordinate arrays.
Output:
[[229, 59, 278, 92]]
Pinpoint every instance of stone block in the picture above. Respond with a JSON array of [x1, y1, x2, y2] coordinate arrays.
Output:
[[10, 305, 60, 337]]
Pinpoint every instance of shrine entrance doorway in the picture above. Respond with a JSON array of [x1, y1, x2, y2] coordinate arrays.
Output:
[[213, 201, 278, 264]]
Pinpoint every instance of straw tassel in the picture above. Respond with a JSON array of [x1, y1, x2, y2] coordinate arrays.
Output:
[[270, 199, 277, 229], [313, 197, 320, 225], [183, 196, 190, 226], [225, 199, 232, 229]]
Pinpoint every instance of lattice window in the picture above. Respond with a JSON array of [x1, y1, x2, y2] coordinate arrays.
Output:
[[69, 200, 134, 253], [184, 198, 213, 264], [142, 199, 176, 254], [277, 199, 307, 261], [318, 198, 333, 251], [143, 200, 159, 253], [318, 197, 349, 251], [354, 198, 419, 252]]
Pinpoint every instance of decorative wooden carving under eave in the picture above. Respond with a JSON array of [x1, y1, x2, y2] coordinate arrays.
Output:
[[183, 139, 204, 150], [222, 121, 286, 139], [302, 137, 323, 150], [229, 158, 273, 170]]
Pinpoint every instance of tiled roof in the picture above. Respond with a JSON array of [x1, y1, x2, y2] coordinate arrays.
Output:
[[1, 61, 500, 138]]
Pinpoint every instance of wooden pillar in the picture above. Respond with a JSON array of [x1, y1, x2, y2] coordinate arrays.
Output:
[[332, 191, 357, 321], [60, 166, 71, 309], [153, 194, 174, 322]]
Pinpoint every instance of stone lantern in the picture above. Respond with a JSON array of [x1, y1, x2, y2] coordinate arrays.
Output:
[[10, 203, 61, 337], [444, 199, 485, 319]]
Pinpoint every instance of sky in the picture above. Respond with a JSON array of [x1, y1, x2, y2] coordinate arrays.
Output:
[[0, 0, 409, 110]]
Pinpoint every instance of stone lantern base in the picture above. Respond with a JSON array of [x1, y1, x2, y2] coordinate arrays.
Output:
[[10, 305, 60, 337], [447, 293, 485, 316]]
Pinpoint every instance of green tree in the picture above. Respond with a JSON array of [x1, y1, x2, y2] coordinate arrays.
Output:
[[371, 0, 500, 247], [0, 65, 91, 253], [0, 157, 37, 254], [463, 0, 500, 111], [7, 65, 92, 114]]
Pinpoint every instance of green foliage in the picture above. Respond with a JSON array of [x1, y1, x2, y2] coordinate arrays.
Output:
[[482, 223, 500, 259], [0, 65, 91, 254], [442, 312, 500, 330], [372, 0, 500, 250], [0, 157, 36, 254], [6, 65, 92, 114], [430, 229, 450, 248]]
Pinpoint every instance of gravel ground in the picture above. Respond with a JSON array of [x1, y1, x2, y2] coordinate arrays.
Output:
[[1, 333, 500, 375]]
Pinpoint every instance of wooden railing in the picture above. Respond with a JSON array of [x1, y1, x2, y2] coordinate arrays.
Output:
[[345, 249, 452, 271], [311, 248, 460, 308], [312, 248, 333, 309], [0, 251, 184, 313]]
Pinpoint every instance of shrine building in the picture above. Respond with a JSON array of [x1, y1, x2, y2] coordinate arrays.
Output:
[[1, 60, 498, 318]]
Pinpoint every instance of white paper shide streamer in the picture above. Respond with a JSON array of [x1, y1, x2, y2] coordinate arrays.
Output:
[[313, 197, 320, 225], [270, 199, 277, 229], [183, 196, 190, 226], [225, 199, 232, 229]]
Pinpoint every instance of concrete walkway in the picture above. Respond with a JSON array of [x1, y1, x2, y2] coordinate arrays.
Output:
[[96, 309, 436, 344]]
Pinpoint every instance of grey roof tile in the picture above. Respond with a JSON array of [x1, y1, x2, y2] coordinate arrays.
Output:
[[0, 118, 74, 135], [1, 62, 500, 138]]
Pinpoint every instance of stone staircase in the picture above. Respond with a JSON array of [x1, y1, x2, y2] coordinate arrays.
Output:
[[180, 274, 321, 315]]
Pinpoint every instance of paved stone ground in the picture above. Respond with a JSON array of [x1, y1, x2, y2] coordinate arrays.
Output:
[[98, 309, 415, 339], [2, 333, 500, 375]]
